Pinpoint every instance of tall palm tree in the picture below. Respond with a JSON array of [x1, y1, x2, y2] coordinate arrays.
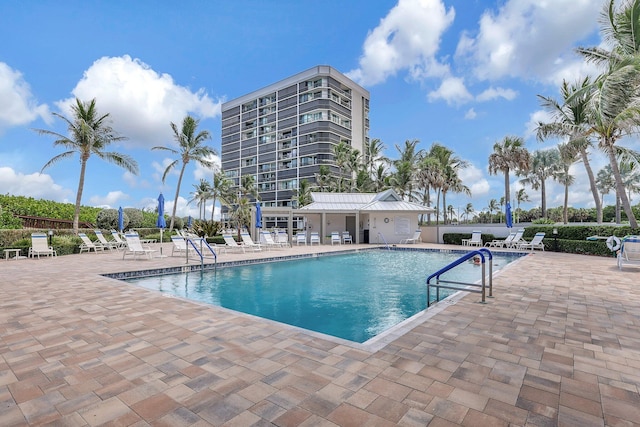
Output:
[[574, 0, 640, 228], [488, 136, 530, 210], [557, 142, 579, 224], [429, 143, 469, 224], [537, 78, 602, 222], [35, 98, 138, 234], [391, 139, 423, 201], [153, 115, 216, 230], [415, 154, 441, 224], [189, 179, 211, 220], [515, 188, 530, 223], [210, 171, 232, 221], [294, 179, 313, 207], [596, 166, 615, 212], [363, 138, 388, 177], [463, 203, 474, 224], [314, 165, 332, 192], [519, 149, 562, 219], [487, 199, 499, 224]]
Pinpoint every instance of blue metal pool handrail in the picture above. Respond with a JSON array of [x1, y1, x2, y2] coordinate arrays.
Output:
[[426, 248, 493, 307], [186, 237, 217, 270]]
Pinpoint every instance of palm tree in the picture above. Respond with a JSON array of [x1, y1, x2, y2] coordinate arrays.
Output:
[[315, 165, 332, 192], [519, 149, 562, 219], [415, 154, 441, 224], [487, 199, 499, 223], [557, 142, 579, 224], [189, 179, 211, 220], [391, 139, 423, 201], [537, 78, 602, 222], [515, 188, 530, 223], [429, 143, 469, 224], [596, 166, 615, 213], [35, 98, 138, 234], [209, 171, 232, 221], [488, 136, 530, 211], [463, 203, 474, 224], [499, 196, 505, 223], [574, 0, 640, 228], [239, 174, 260, 200], [294, 179, 314, 207], [363, 138, 388, 177], [153, 115, 216, 230]]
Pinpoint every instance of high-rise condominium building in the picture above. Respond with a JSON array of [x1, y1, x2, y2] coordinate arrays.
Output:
[[220, 65, 370, 207]]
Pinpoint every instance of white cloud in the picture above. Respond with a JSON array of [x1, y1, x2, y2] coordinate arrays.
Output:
[[464, 108, 477, 120], [0, 62, 50, 133], [193, 154, 222, 181], [525, 109, 554, 140], [455, 0, 600, 83], [0, 166, 72, 201], [459, 164, 490, 197], [88, 190, 130, 208], [346, 0, 455, 86], [56, 55, 224, 149], [476, 86, 517, 102], [427, 76, 473, 105]]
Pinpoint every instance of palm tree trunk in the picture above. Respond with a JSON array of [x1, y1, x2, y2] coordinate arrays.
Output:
[[211, 195, 217, 221], [170, 165, 187, 230], [541, 180, 547, 219], [563, 182, 569, 224], [608, 147, 638, 228], [73, 158, 88, 235], [580, 147, 602, 223], [504, 169, 510, 206], [442, 192, 447, 224]]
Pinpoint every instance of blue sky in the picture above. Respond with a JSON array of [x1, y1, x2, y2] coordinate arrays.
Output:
[[0, 0, 630, 220]]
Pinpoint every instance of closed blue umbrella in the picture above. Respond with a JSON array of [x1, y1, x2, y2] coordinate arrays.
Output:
[[255, 201, 262, 228], [156, 193, 166, 229], [118, 206, 124, 232], [506, 201, 513, 229], [187, 215, 192, 228]]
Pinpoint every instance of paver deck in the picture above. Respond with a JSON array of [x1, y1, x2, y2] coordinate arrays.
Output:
[[1, 242, 639, 426]]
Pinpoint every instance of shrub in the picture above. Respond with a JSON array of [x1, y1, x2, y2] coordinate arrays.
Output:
[[192, 220, 222, 238], [123, 208, 144, 228], [96, 209, 128, 230]]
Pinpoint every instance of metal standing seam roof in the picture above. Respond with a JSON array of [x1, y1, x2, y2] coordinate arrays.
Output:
[[299, 190, 435, 212]]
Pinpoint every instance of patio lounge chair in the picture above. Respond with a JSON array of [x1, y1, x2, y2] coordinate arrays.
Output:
[[485, 231, 517, 248], [617, 236, 640, 270], [461, 230, 482, 247], [78, 233, 105, 253], [342, 231, 353, 244], [331, 231, 341, 245], [275, 230, 291, 247], [222, 234, 245, 253], [110, 230, 127, 249], [515, 232, 546, 251], [28, 232, 57, 258], [122, 232, 157, 259], [400, 230, 422, 244], [240, 232, 262, 251], [295, 232, 307, 246], [260, 231, 283, 249], [170, 236, 196, 257], [507, 228, 526, 248], [94, 230, 119, 250], [310, 232, 321, 245]]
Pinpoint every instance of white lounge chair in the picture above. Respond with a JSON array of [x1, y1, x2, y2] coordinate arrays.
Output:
[[400, 230, 422, 244], [295, 232, 307, 246], [28, 232, 57, 258], [507, 228, 526, 248], [310, 232, 321, 245], [122, 232, 157, 259], [462, 230, 482, 247], [240, 232, 262, 251], [342, 231, 353, 244], [618, 236, 640, 270], [78, 233, 105, 253], [110, 230, 127, 249], [170, 236, 197, 257], [330, 231, 341, 245], [275, 230, 291, 247], [485, 231, 517, 248], [94, 230, 119, 250], [515, 232, 546, 251], [222, 234, 245, 253], [260, 231, 283, 249]]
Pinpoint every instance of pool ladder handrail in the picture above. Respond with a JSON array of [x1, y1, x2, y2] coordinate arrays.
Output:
[[185, 237, 217, 270], [377, 232, 391, 250], [426, 248, 493, 307]]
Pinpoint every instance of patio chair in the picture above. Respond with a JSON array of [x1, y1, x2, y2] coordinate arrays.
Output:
[[617, 236, 640, 270], [170, 236, 196, 257], [222, 234, 245, 253], [110, 230, 127, 249], [94, 230, 119, 250], [330, 231, 341, 245], [515, 232, 546, 251], [400, 230, 422, 244], [78, 233, 106, 253], [122, 232, 157, 259], [485, 231, 517, 248], [342, 231, 353, 244], [309, 232, 321, 245], [28, 232, 57, 258], [240, 232, 262, 251], [461, 230, 482, 247], [275, 230, 291, 247], [260, 231, 283, 250], [295, 231, 307, 246]]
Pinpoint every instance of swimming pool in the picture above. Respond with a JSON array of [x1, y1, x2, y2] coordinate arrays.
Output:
[[125, 249, 521, 343]]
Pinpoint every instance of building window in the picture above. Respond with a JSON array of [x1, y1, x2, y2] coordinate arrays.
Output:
[[300, 111, 324, 124]]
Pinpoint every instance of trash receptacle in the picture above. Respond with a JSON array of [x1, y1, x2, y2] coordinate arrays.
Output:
[[363, 229, 369, 244]]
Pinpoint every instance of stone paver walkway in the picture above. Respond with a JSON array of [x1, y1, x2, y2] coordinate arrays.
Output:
[[1, 243, 639, 426]]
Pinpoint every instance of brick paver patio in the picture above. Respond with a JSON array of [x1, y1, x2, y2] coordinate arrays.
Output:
[[1, 243, 639, 426]]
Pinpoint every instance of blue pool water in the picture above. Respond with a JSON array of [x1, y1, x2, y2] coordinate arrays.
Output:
[[126, 250, 520, 343]]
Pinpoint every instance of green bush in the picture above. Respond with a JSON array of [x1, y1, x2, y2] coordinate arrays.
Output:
[[123, 208, 144, 228], [96, 209, 128, 230]]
